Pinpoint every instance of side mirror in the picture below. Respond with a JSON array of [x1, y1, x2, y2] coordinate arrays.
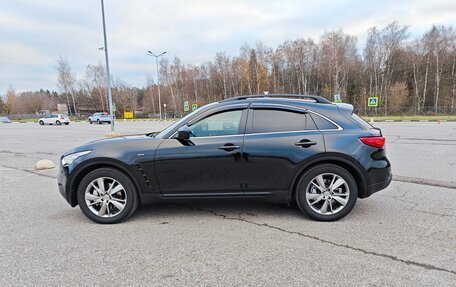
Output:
[[177, 125, 191, 140]]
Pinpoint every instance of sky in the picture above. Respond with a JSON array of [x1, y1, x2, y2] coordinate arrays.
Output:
[[1, 0, 455, 93]]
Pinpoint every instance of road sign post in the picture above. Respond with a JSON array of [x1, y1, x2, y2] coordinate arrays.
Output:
[[191, 103, 198, 111], [184, 101, 189, 112]]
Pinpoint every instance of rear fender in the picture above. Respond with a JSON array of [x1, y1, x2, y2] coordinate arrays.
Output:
[[288, 153, 369, 201]]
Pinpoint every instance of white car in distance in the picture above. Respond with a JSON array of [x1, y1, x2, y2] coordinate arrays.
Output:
[[38, 114, 70, 125], [88, 112, 112, 124]]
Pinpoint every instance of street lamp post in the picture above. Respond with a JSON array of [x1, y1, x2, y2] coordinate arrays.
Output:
[[163, 103, 167, 119], [147, 51, 166, 120], [100, 0, 114, 132]]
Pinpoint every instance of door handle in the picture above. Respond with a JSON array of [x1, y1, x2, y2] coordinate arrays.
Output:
[[219, 144, 240, 151], [294, 140, 317, 148]]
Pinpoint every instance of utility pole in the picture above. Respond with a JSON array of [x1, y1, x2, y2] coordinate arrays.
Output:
[[147, 51, 167, 120], [101, 0, 114, 131]]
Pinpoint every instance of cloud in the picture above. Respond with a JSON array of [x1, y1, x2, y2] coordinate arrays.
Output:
[[1, 0, 455, 93]]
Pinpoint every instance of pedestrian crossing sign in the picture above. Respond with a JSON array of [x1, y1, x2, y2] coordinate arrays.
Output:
[[368, 97, 379, 107], [184, 101, 190, 112]]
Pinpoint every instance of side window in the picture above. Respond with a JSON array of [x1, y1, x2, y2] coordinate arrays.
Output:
[[310, 113, 339, 130], [250, 109, 313, 133], [189, 110, 243, 137]]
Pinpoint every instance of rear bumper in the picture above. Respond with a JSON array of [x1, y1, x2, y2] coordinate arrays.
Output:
[[363, 166, 392, 198]]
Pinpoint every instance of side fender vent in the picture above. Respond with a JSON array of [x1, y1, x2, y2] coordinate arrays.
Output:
[[136, 165, 151, 187]]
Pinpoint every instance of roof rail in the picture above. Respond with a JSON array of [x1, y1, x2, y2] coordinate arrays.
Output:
[[219, 94, 332, 104]]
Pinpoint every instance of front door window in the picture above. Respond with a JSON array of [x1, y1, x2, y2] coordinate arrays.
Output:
[[189, 110, 242, 137]]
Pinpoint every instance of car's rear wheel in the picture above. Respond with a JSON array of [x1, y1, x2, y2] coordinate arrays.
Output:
[[39, 120, 44, 125], [64, 123, 69, 125], [295, 164, 357, 221], [56, 120, 61, 125], [77, 168, 139, 224], [89, 120, 92, 124]]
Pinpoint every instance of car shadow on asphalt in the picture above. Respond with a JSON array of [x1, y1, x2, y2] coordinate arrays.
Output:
[[129, 199, 305, 223]]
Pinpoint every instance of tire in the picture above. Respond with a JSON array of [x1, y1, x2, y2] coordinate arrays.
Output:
[[97, 119, 102, 124], [39, 120, 44, 125], [56, 120, 61, 125], [77, 167, 139, 224], [89, 120, 92, 124], [295, 164, 358, 221], [64, 123, 69, 125]]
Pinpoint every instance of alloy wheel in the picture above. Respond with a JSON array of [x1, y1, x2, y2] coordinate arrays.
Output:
[[85, 177, 127, 218], [305, 173, 350, 215]]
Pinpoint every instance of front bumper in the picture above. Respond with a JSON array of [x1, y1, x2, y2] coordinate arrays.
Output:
[[57, 164, 74, 206]]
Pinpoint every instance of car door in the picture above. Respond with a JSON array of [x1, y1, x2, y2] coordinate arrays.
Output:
[[155, 105, 247, 197], [44, 115, 53, 124], [154, 106, 248, 197], [241, 104, 325, 197]]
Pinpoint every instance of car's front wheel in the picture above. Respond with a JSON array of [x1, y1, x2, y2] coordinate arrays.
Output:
[[77, 168, 139, 224], [39, 120, 44, 125], [295, 164, 358, 221]]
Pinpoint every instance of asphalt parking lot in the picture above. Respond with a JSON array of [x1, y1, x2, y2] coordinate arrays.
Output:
[[0, 120, 455, 286]]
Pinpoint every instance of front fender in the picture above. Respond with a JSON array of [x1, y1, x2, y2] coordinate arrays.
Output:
[[66, 158, 151, 207]]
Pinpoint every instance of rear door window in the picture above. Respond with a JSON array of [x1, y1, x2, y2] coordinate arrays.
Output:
[[250, 109, 313, 133]]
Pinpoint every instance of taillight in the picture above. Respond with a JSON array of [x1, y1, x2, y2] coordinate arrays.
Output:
[[359, 136, 385, 149], [60, 117, 64, 120]]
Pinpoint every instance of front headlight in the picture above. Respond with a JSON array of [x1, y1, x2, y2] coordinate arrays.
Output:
[[61, 151, 91, 166]]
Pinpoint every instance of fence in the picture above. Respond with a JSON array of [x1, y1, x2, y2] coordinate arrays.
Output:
[[355, 106, 456, 116], [2, 113, 42, 120]]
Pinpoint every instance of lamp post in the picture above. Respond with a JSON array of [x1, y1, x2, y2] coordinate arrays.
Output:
[[147, 51, 167, 120], [100, 0, 114, 131], [163, 103, 167, 119]]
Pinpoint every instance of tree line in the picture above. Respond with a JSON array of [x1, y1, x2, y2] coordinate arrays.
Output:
[[1, 22, 455, 117]]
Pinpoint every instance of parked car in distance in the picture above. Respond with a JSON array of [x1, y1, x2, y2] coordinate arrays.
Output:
[[0, 116, 12, 123], [39, 114, 70, 125], [58, 94, 392, 224], [88, 112, 112, 124]]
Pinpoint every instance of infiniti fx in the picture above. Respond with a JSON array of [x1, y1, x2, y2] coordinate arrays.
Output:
[[57, 95, 392, 223]]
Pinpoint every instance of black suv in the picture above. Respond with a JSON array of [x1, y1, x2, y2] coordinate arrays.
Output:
[[58, 95, 391, 223]]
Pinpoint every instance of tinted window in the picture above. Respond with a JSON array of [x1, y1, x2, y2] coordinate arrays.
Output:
[[189, 110, 242, 137], [352, 113, 372, 129], [310, 113, 338, 130], [251, 109, 312, 133]]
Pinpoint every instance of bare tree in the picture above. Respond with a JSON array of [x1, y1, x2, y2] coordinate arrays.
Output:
[[56, 56, 77, 115]]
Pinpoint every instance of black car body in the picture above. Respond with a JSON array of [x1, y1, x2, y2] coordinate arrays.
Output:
[[58, 95, 391, 223]]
